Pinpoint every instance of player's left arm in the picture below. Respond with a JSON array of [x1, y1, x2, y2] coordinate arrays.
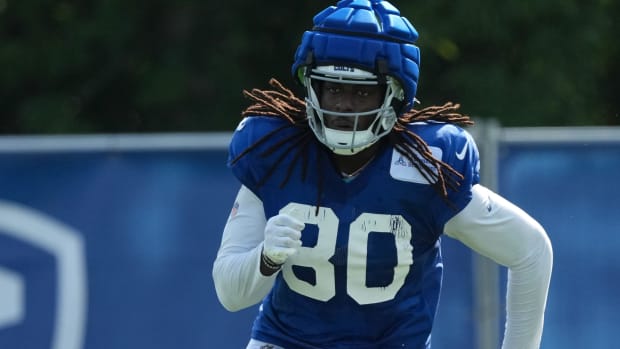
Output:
[[444, 184, 553, 349]]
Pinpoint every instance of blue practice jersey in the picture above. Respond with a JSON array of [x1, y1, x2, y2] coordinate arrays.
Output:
[[228, 116, 480, 349]]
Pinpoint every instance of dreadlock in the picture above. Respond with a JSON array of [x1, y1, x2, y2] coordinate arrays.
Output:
[[230, 78, 474, 213]]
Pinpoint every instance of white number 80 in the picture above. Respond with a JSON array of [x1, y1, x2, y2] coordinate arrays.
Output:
[[280, 203, 413, 305]]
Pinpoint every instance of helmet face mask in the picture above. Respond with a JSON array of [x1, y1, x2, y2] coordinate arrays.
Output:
[[303, 65, 402, 155]]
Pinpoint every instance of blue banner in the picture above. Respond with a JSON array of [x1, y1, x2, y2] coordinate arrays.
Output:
[[499, 139, 620, 349], [0, 142, 260, 348], [0, 135, 480, 349]]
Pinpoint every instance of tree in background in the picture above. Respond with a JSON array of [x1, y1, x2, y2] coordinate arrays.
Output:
[[0, 0, 617, 134], [407, 0, 619, 126]]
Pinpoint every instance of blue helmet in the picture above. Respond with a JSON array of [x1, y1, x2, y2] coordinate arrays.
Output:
[[291, 1, 420, 155], [292, 0, 420, 113]]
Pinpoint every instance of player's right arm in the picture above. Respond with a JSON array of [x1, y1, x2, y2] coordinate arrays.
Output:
[[212, 185, 303, 311]]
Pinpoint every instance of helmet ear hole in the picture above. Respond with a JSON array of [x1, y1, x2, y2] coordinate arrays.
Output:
[[391, 99, 405, 115]]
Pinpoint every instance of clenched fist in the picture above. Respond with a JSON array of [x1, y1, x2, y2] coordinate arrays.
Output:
[[263, 213, 305, 265]]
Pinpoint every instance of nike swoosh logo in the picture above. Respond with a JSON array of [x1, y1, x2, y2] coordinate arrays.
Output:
[[455, 142, 468, 160]]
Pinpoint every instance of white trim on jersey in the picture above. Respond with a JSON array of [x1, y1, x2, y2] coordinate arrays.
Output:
[[246, 339, 286, 349]]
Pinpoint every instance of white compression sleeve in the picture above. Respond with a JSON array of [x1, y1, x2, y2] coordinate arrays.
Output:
[[212, 185, 278, 311], [444, 184, 553, 349]]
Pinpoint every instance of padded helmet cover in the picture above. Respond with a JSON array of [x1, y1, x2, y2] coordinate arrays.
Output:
[[292, 0, 420, 114]]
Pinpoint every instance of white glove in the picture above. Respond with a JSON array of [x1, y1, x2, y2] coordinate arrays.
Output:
[[262, 213, 304, 265]]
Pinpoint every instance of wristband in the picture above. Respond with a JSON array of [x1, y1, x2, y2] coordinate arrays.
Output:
[[261, 252, 283, 271]]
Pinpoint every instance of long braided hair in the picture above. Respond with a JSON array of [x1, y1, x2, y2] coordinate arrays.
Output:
[[230, 78, 474, 212]]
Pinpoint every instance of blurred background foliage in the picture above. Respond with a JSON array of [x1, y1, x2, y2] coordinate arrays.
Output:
[[0, 0, 618, 134]]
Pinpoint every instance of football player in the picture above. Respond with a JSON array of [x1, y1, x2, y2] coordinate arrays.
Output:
[[213, 1, 552, 348]]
